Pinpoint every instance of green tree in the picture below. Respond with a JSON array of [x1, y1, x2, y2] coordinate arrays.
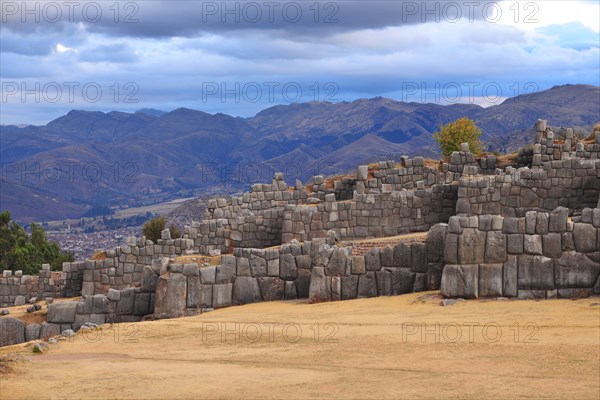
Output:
[[433, 117, 484, 158], [142, 216, 181, 242], [0, 210, 74, 274]]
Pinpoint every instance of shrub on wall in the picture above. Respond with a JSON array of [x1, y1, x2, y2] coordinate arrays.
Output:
[[434, 117, 484, 158], [142, 216, 180, 242]]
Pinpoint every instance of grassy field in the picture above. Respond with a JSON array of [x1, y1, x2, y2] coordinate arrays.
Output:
[[1, 292, 599, 399]]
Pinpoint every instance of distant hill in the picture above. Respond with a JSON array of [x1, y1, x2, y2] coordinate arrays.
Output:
[[1, 84, 598, 222]]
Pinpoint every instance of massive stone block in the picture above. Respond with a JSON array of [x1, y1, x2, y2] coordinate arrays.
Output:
[[523, 235, 543, 255], [154, 273, 187, 318], [267, 259, 280, 277], [186, 276, 202, 308], [458, 229, 486, 264], [426, 223, 448, 263], [365, 248, 382, 271], [141, 266, 159, 293], [440, 264, 479, 299], [258, 277, 285, 301], [549, 207, 569, 232], [295, 268, 311, 299], [506, 233, 524, 253], [279, 254, 298, 280], [341, 275, 359, 300], [554, 251, 600, 288], [357, 271, 378, 298], [391, 268, 416, 295], [200, 266, 216, 284], [216, 260, 236, 284], [232, 277, 262, 305], [411, 243, 428, 273], [47, 302, 77, 324], [517, 255, 555, 290], [117, 288, 136, 315], [426, 263, 444, 290], [330, 277, 341, 301], [413, 273, 427, 292], [444, 233, 459, 264], [351, 256, 366, 275], [380, 245, 394, 267], [25, 323, 41, 342], [134, 293, 151, 316], [309, 267, 330, 303], [573, 223, 597, 253], [394, 242, 412, 268], [236, 257, 251, 277], [92, 294, 109, 314], [375, 269, 392, 296], [326, 249, 347, 276], [479, 264, 503, 297], [0, 318, 25, 347], [503, 255, 518, 297], [285, 280, 298, 300], [212, 284, 233, 309], [485, 232, 507, 263], [249, 255, 267, 277], [542, 233, 562, 258]]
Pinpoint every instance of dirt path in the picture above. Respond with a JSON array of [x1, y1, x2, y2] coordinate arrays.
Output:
[[1, 293, 599, 399]]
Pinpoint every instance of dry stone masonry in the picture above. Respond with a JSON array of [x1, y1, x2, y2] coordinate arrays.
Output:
[[1, 120, 599, 347]]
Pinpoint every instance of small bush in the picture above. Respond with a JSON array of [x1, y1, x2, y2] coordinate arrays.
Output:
[[142, 216, 180, 242], [433, 117, 484, 158]]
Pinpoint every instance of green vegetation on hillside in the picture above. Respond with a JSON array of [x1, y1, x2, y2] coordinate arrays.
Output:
[[434, 117, 484, 158], [142, 216, 181, 243], [0, 210, 74, 274]]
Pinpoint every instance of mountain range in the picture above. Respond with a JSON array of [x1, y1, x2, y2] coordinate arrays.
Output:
[[1, 84, 598, 222]]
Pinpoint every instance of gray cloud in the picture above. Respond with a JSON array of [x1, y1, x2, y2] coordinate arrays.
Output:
[[2, 0, 501, 38], [0, 1, 598, 125]]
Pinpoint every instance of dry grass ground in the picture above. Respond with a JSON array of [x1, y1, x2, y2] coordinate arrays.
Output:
[[1, 292, 599, 400]]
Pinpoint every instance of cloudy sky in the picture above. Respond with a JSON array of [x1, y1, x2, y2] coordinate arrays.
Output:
[[1, 0, 599, 125]]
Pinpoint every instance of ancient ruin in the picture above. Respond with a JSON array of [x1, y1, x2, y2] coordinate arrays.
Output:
[[1, 120, 599, 346]]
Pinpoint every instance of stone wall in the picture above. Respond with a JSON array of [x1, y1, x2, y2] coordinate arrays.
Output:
[[41, 261, 162, 336], [80, 235, 194, 296], [307, 226, 447, 302], [154, 244, 313, 318], [0, 263, 84, 307], [3, 119, 599, 339], [455, 159, 600, 217], [455, 126, 600, 218], [281, 185, 457, 242], [440, 208, 600, 299], [0, 271, 33, 307]]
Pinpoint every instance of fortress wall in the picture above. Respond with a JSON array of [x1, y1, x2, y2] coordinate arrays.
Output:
[[79, 234, 194, 296], [0, 271, 34, 307], [361, 158, 444, 191], [455, 157, 600, 217], [5, 120, 600, 348], [0, 263, 84, 307], [44, 228, 448, 336], [195, 157, 453, 252], [440, 208, 600, 299], [281, 184, 457, 242]]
